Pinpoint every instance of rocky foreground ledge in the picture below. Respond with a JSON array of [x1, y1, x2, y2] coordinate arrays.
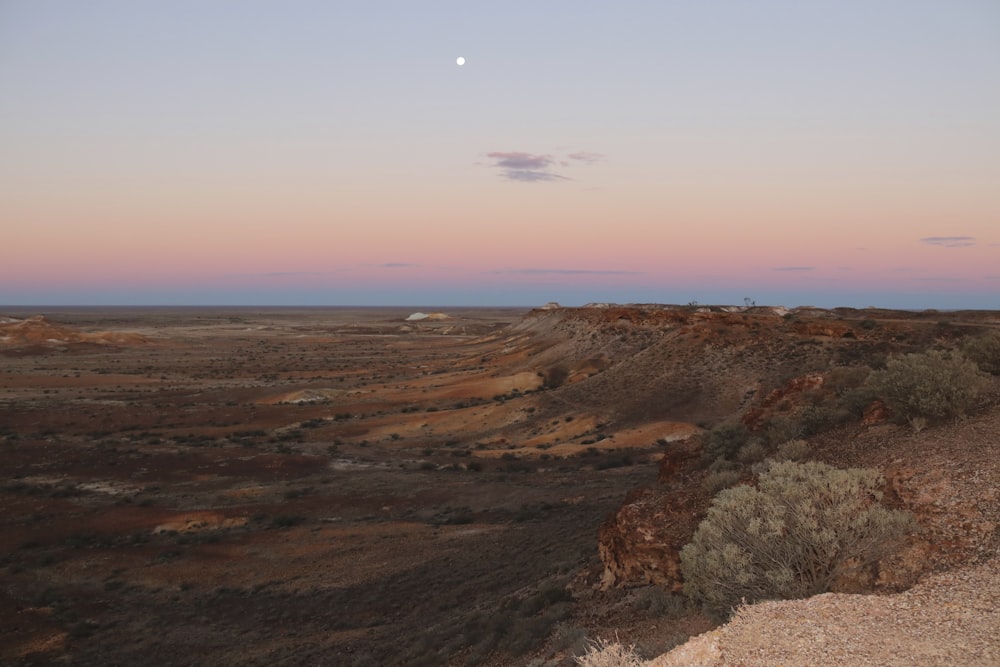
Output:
[[649, 556, 1000, 666]]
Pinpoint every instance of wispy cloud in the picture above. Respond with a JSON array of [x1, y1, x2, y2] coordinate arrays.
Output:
[[486, 152, 556, 170], [771, 266, 814, 271], [225, 271, 324, 278], [484, 150, 604, 183], [505, 169, 568, 183], [566, 151, 605, 164], [484, 152, 566, 183], [912, 276, 968, 282], [486, 268, 642, 276], [921, 236, 976, 247], [364, 262, 420, 268]]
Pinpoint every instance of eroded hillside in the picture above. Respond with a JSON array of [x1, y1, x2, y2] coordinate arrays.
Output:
[[1, 305, 997, 666]]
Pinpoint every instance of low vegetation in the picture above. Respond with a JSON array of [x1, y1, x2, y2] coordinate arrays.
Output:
[[575, 637, 644, 667], [961, 330, 1000, 375], [868, 350, 989, 424], [701, 421, 750, 462], [680, 461, 914, 615], [772, 438, 810, 462], [702, 468, 743, 494]]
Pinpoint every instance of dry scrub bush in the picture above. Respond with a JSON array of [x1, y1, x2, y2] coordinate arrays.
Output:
[[702, 469, 742, 494], [961, 330, 1000, 375], [575, 637, 644, 667], [680, 461, 914, 614], [773, 438, 810, 461], [736, 440, 767, 465], [826, 366, 877, 417], [826, 365, 873, 392], [868, 350, 989, 423], [543, 365, 570, 388], [701, 421, 750, 462]]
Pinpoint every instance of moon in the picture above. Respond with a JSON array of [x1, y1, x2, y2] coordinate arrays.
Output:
[[456, 56, 465, 66]]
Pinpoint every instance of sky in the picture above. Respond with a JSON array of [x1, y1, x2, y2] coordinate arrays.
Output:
[[2, 1, 999, 309]]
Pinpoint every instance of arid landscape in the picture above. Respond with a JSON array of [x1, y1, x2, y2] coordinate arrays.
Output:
[[2, 304, 998, 666]]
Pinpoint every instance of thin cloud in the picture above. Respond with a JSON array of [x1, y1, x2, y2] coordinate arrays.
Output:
[[364, 262, 420, 268], [566, 151, 605, 164], [484, 150, 604, 183], [912, 276, 967, 282], [505, 170, 568, 183], [224, 271, 324, 278], [486, 268, 642, 276], [484, 151, 565, 183], [921, 236, 976, 247], [485, 152, 556, 170], [771, 266, 814, 271]]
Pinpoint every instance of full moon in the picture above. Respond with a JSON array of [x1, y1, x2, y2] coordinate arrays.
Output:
[[456, 56, 465, 66]]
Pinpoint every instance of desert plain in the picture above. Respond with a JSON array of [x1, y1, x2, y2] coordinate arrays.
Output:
[[1, 304, 999, 666]]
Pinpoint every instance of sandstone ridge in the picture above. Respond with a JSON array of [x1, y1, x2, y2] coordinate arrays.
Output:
[[0, 315, 146, 350]]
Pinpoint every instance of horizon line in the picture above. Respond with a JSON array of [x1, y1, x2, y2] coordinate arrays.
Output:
[[1, 303, 991, 313]]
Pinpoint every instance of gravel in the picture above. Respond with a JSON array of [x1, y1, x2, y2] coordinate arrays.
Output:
[[649, 555, 1000, 666]]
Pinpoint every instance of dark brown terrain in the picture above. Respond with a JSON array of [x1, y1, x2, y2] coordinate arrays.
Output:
[[2, 305, 998, 666]]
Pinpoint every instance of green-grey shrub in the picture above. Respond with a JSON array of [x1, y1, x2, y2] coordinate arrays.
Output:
[[702, 469, 743, 494], [839, 384, 880, 418], [797, 403, 852, 436], [867, 349, 989, 423], [961, 330, 1000, 375], [680, 461, 913, 614], [773, 438, 810, 461], [826, 365, 872, 392], [702, 421, 750, 462], [762, 411, 817, 446], [736, 440, 767, 465]]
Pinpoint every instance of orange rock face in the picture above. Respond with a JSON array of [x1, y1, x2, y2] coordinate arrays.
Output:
[[862, 399, 891, 425], [599, 437, 709, 590], [741, 373, 826, 431], [792, 320, 853, 338], [599, 486, 709, 590]]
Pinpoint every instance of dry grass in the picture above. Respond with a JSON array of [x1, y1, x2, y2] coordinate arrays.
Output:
[[576, 637, 644, 667]]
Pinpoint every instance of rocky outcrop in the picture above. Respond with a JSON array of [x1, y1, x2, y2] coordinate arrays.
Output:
[[404, 311, 449, 321], [791, 319, 853, 338], [0, 315, 146, 349], [862, 399, 891, 425], [599, 438, 708, 590], [740, 373, 825, 431], [599, 485, 706, 590], [539, 304, 996, 591]]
